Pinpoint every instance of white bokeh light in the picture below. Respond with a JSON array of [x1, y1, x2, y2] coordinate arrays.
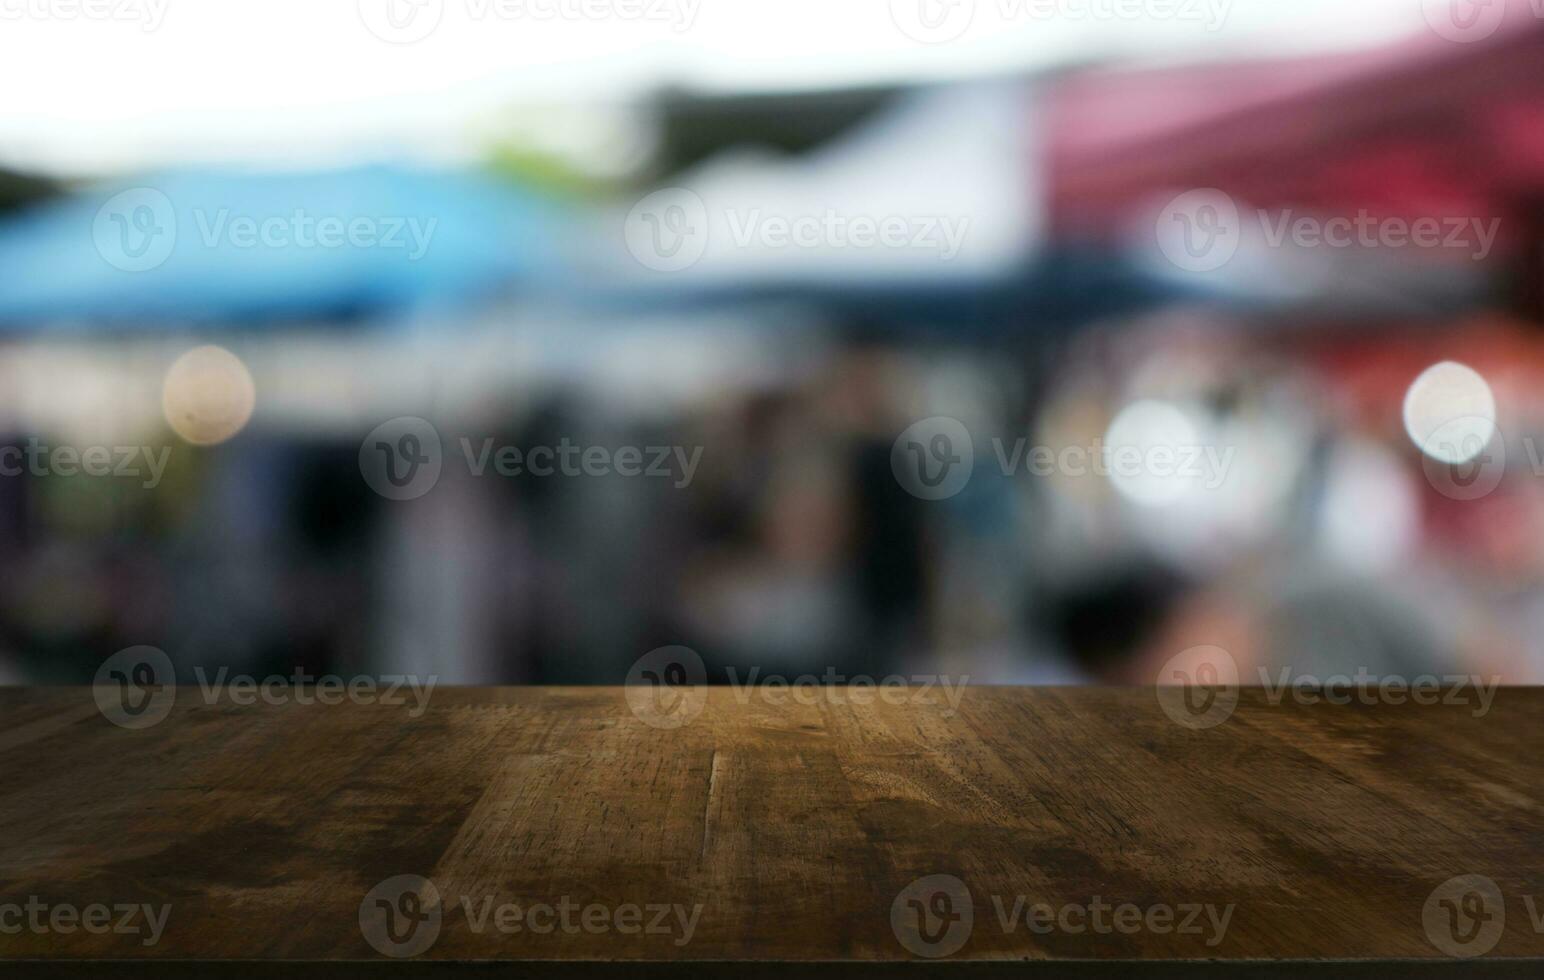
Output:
[[162, 345, 257, 446], [1402, 360, 1496, 465], [1103, 398, 1201, 508]]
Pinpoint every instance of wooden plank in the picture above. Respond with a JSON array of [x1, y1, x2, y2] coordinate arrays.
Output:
[[0, 686, 1540, 976]]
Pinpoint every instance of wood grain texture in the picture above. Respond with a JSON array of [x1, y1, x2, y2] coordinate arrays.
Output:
[[0, 686, 1541, 977]]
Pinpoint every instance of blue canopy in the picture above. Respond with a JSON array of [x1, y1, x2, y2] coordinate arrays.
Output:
[[0, 165, 569, 329]]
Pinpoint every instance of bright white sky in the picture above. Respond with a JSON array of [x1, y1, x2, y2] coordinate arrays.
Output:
[[0, 0, 1460, 176]]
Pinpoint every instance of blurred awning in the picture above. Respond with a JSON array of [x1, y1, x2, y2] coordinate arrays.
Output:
[[590, 247, 1213, 339], [601, 84, 1043, 291], [0, 165, 571, 331], [1047, 9, 1544, 260], [587, 82, 1215, 333]]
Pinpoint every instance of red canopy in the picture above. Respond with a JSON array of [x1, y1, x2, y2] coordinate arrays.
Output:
[[1047, 11, 1544, 263]]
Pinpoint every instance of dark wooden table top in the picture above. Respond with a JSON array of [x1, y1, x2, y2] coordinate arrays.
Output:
[[1, 685, 1542, 978]]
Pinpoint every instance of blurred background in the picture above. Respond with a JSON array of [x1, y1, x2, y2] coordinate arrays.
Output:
[[2, 0, 1543, 686]]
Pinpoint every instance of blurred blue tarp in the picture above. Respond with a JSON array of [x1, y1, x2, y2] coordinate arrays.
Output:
[[0, 165, 569, 329]]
